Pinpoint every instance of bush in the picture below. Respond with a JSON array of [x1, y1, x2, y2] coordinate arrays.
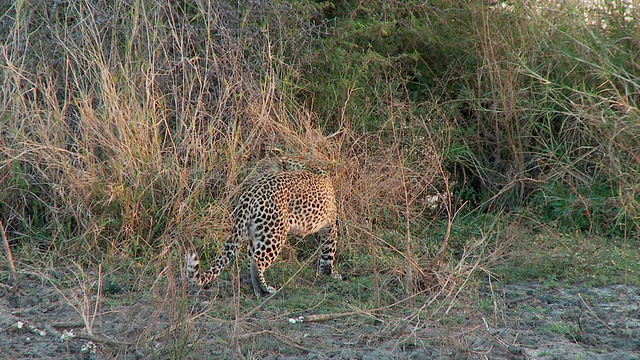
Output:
[[304, 0, 640, 234], [0, 0, 637, 284]]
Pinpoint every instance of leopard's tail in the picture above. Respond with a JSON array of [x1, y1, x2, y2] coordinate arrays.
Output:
[[186, 236, 240, 285]]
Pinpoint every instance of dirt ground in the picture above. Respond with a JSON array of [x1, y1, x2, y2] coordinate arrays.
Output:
[[1, 274, 638, 359]]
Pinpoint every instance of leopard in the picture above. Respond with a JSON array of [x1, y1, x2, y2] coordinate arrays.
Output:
[[186, 157, 341, 298]]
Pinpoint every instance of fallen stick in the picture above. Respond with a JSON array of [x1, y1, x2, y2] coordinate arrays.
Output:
[[51, 322, 86, 329], [292, 311, 382, 324]]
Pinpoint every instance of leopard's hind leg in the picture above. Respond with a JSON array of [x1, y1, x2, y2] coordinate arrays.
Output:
[[319, 219, 341, 280], [247, 215, 288, 297]]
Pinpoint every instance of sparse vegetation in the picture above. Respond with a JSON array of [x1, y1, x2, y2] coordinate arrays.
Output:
[[1, 0, 638, 358]]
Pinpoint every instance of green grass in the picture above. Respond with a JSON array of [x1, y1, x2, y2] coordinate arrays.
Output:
[[545, 321, 580, 341], [494, 232, 640, 286]]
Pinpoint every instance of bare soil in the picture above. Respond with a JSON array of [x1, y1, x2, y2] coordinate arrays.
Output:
[[1, 274, 638, 359]]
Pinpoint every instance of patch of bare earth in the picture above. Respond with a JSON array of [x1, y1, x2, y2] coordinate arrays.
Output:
[[1, 275, 638, 359]]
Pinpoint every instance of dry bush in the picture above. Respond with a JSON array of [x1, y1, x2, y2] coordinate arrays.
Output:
[[1, 1, 337, 255], [0, 0, 458, 270], [8, 0, 634, 356], [448, 1, 640, 229]]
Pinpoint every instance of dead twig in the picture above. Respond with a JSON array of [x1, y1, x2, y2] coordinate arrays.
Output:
[[51, 322, 86, 329], [296, 310, 381, 324], [578, 293, 616, 333]]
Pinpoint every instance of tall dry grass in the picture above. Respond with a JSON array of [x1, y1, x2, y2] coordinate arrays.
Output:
[[1, 1, 331, 255], [1, 0, 638, 356], [1, 0, 637, 288], [0, 0, 450, 279]]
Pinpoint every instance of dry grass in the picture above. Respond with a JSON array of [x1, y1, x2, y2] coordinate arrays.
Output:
[[1, 0, 638, 358]]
